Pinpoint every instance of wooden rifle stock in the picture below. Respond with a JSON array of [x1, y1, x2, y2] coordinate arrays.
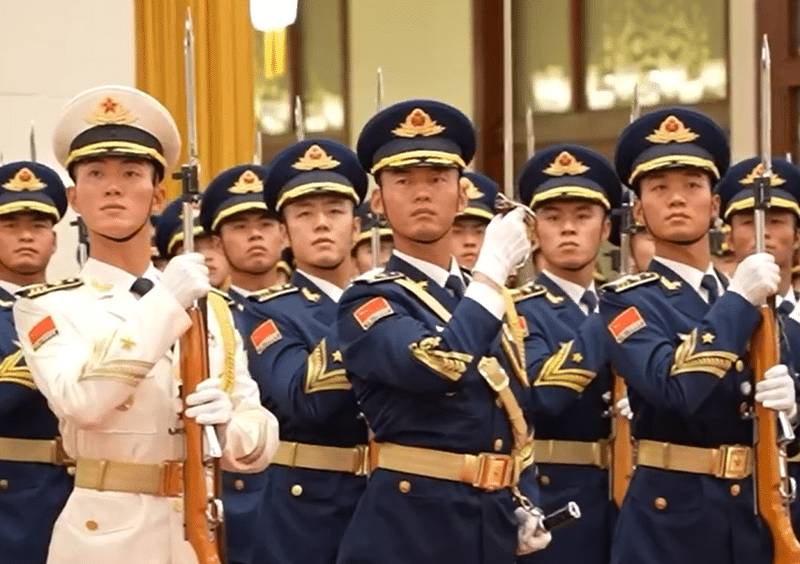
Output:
[[610, 371, 633, 508], [180, 302, 225, 564], [750, 306, 800, 563]]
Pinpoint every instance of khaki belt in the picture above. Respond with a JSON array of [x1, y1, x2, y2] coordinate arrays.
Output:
[[272, 441, 369, 476], [74, 458, 183, 497], [0, 437, 72, 466], [371, 442, 521, 491], [636, 440, 752, 479], [787, 452, 800, 464], [534, 439, 611, 469]]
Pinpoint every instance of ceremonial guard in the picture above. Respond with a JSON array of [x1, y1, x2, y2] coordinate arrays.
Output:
[[512, 145, 620, 564], [717, 156, 800, 540], [451, 171, 497, 271], [336, 100, 550, 564], [236, 139, 369, 564], [0, 161, 73, 564], [351, 200, 393, 275], [602, 107, 792, 564], [13, 85, 278, 564]]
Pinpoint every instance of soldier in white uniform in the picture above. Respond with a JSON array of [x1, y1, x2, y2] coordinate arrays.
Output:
[[13, 85, 279, 564]]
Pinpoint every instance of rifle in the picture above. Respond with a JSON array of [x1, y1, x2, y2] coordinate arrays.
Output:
[[71, 217, 89, 268], [751, 35, 800, 563], [173, 8, 225, 563], [609, 83, 640, 508], [370, 68, 386, 271]]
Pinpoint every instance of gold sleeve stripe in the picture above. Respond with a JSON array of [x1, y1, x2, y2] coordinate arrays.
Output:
[[670, 329, 737, 378], [305, 339, 352, 393], [533, 341, 596, 393], [0, 350, 36, 389], [409, 336, 473, 382]]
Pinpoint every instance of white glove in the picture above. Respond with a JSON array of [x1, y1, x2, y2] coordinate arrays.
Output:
[[515, 506, 552, 555], [755, 364, 798, 419], [185, 377, 233, 426], [161, 252, 211, 308], [728, 253, 779, 306], [616, 396, 632, 419], [472, 208, 531, 288]]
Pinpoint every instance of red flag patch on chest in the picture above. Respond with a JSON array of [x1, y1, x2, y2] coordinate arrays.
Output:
[[250, 319, 282, 354], [29, 316, 57, 350], [353, 297, 394, 330], [608, 306, 646, 343]]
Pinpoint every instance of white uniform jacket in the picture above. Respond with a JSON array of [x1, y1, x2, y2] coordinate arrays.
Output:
[[12, 258, 279, 564]]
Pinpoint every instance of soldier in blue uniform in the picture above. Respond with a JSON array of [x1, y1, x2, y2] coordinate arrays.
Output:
[[336, 100, 551, 564], [716, 156, 800, 540], [234, 139, 370, 564], [0, 161, 73, 564], [351, 200, 393, 275], [512, 145, 621, 564], [451, 171, 497, 271], [602, 107, 793, 564]]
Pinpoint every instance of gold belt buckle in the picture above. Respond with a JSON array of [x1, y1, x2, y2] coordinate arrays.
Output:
[[717, 445, 751, 479], [354, 445, 370, 477], [473, 453, 513, 491], [158, 461, 184, 497]]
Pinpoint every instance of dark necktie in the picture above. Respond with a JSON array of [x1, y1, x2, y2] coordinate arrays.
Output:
[[130, 277, 155, 299], [580, 290, 598, 314], [777, 299, 795, 318], [445, 274, 466, 300], [700, 274, 719, 306]]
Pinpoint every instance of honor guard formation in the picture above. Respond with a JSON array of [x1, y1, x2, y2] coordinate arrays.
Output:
[[3, 25, 800, 564]]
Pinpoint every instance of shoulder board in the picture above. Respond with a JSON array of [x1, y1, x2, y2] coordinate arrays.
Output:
[[17, 278, 83, 299], [510, 283, 546, 303], [209, 287, 236, 307], [353, 270, 405, 285], [602, 271, 659, 293], [248, 283, 298, 303]]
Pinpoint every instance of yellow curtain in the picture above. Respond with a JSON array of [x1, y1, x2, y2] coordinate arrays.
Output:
[[135, 0, 255, 198]]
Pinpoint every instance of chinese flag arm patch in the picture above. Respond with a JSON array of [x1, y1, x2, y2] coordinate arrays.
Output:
[[353, 297, 394, 330], [250, 319, 282, 354], [608, 306, 646, 343], [29, 316, 58, 351]]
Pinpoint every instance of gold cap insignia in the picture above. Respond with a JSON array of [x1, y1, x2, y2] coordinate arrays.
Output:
[[2, 167, 45, 191], [739, 163, 786, 186], [459, 177, 484, 200], [392, 108, 445, 138], [86, 96, 136, 125], [292, 144, 341, 171], [543, 151, 589, 176], [228, 169, 264, 194], [645, 116, 699, 144]]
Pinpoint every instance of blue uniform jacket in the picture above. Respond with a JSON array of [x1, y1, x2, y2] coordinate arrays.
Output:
[[336, 254, 537, 564], [515, 273, 615, 564], [600, 261, 772, 564], [237, 272, 368, 564], [0, 287, 72, 564]]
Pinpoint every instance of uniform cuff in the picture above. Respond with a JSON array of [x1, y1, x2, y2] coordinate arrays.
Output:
[[465, 281, 505, 320]]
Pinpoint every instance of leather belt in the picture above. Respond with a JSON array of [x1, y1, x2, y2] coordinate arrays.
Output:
[[534, 439, 611, 469], [272, 441, 369, 476], [74, 458, 183, 497], [636, 440, 752, 479], [371, 442, 521, 491], [0, 437, 72, 466]]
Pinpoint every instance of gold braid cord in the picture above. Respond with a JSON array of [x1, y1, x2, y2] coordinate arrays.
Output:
[[409, 336, 473, 382]]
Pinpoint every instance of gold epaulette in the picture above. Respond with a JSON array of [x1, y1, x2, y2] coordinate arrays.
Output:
[[354, 270, 404, 285], [0, 299, 13, 309], [249, 283, 298, 303], [17, 278, 83, 299], [510, 282, 564, 305], [210, 287, 236, 307], [602, 271, 659, 293]]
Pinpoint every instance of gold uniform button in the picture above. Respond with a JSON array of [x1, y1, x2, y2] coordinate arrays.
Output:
[[730, 484, 741, 496], [735, 360, 745, 372], [654, 497, 667, 510], [66, 466, 76, 477], [234, 479, 245, 491], [493, 438, 503, 452], [0, 479, 8, 490], [398, 480, 411, 493], [539, 475, 550, 486], [85, 520, 98, 531], [290, 484, 303, 497]]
